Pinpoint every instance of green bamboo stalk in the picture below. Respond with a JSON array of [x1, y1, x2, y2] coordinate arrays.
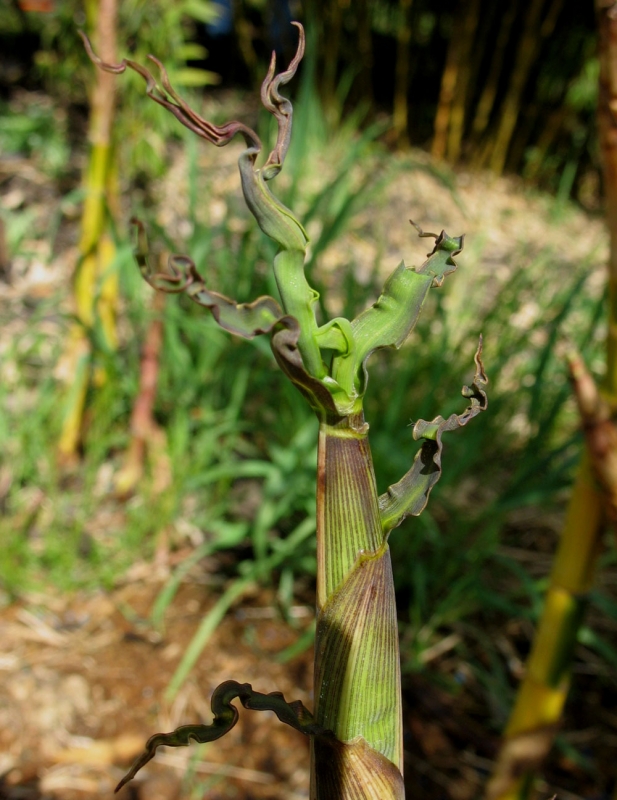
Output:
[[445, 0, 481, 164], [84, 25, 487, 798], [312, 411, 403, 794]]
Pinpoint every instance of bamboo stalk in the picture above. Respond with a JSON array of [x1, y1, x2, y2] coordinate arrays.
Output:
[[486, 4, 617, 797], [485, 455, 603, 800], [322, 0, 345, 113], [597, 0, 617, 399], [470, 0, 520, 146], [114, 290, 169, 497], [445, 0, 481, 163], [311, 410, 403, 797], [431, 13, 462, 161], [85, 26, 487, 798], [487, 0, 546, 175], [393, 0, 413, 146], [314, 412, 403, 751], [355, 0, 373, 108], [569, 352, 617, 520], [522, 108, 567, 181], [507, 0, 565, 176], [58, 0, 118, 461], [488, 0, 564, 175]]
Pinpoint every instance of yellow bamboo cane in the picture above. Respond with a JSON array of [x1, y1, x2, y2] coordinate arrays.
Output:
[[58, 0, 118, 460], [487, 3, 617, 797], [486, 453, 603, 800]]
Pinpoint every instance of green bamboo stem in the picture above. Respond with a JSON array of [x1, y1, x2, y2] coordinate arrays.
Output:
[[487, 0, 564, 175], [86, 25, 486, 799], [311, 410, 404, 798], [314, 411, 403, 760], [316, 413, 383, 604], [487, 4, 615, 795], [431, 18, 462, 161], [470, 0, 519, 146]]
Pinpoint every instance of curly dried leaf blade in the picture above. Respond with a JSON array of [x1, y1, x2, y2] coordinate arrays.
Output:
[[80, 30, 260, 150], [411, 221, 464, 287], [132, 220, 336, 414], [261, 21, 305, 178], [86, 28, 324, 384], [132, 219, 285, 338], [378, 337, 488, 533], [115, 680, 325, 792]]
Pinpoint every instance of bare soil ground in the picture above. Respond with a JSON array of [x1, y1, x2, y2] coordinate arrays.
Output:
[[2, 567, 617, 800], [0, 574, 314, 800]]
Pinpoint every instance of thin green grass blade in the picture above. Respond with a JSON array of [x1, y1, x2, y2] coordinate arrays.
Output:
[[165, 516, 315, 700]]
